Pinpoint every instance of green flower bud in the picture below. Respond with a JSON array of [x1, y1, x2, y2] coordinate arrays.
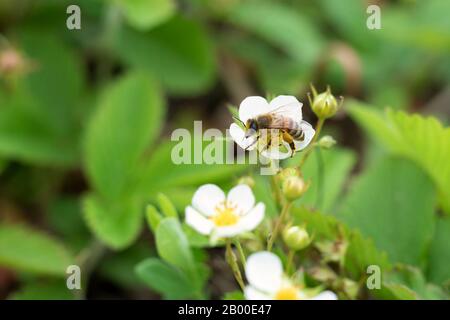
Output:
[[318, 135, 336, 149], [341, 278, 359, 299], [283, 225, 311, 251], [282, 176, 307, 201], [278, 167, 299, 183], [238, 176, 255, 188], [309, 85, 341, 119]]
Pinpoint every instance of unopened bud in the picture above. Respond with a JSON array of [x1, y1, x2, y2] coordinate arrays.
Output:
[[309, 85, 341, 119], [283, 226, 311, 251], [0, 48, 25, 75], [318, 135, 336, 149], [282, 176, 307, 201], [238, 176, 255, 188], [278, 167, 299, 183]]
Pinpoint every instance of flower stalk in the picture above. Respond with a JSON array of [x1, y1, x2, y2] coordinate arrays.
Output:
[[225, 240, 245, 290], [234, 239, 247, 266], [299, 116, 325, 169], [267, 201, 292, 251]]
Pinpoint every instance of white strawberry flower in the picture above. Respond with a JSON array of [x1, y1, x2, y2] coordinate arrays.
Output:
[[244, 251, 338, 300], [229, 95, 315, 159], [185, 184, 265, 238]]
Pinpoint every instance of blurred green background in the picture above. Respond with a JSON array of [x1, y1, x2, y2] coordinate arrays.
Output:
[[0, 0, 449, 300]]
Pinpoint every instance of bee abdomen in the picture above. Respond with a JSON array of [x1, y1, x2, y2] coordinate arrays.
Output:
[[287, 120, 305, 141]]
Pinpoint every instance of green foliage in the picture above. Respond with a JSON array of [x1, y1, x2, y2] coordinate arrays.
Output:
[[84, 72, 164, 200], [145, 204, 163, 232], [157, 193, 178, 218], [229, 0, 324, 67], [82, 72, 164, 249], [1, 0, 448, 301], [135, 258, 197, 299], [99, 243, 153, 289], [292, 207, 391, 279], [376, 265, 448, 300], [155, 218, 197, 280], [136, 217, 206, 298], [114, 16, 216, 95], [114, 0, 176, 31], [82, 193, 143, 249], [9, 280, 74, 300], [0, 224, 74, 276], [426, 217, 450, 285], [348, 101, 450, 214], [337, 157, 436, 268]]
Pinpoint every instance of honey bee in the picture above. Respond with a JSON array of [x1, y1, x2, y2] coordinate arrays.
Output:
[[236, 102, 312, 157]]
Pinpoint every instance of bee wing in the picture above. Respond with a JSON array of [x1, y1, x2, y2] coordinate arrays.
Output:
[[268, 96, 303, 120]]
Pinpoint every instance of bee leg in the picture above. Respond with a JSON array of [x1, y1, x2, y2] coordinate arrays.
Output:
[[282, 131, 296, 157]]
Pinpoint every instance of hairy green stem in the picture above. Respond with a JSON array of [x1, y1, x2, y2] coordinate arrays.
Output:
[[234, 239, 246, 266], [299, 117, 325, 169], [225, 240, 245, 291], [286, 250, 295, 275], [267, 201, 292, 251]]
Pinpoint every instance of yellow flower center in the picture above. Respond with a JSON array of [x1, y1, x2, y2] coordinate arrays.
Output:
[[274, 287, 299, 300], [211, 202, 240, 227]]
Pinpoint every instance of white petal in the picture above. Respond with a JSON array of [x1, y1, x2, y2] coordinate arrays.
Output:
[[227, 184, 255, 215], [312, 290, 338, 300], [192, 184, 225, 216], [293, 120, 316, 150], [239, 96, 271, 123], [239, 203, 265, 231], [229, 123, 257, 151], [269, 95, 302, 120], [245, 251, 283, 293], [244, 286, 272, 300], [213, 224, 246, 238], [185, 206, 214, 235]]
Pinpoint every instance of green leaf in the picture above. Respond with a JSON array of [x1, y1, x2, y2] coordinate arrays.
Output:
[[155, 218, 197, 282], [114, 16, 215, 95], [157, 193, 178, 218], [0, 95, 78, 166], [337, 157, 436, 267], [9, 280, 74, 300], [135, 258, 196, 299], [0, 224, 74, 276], [376, 265, 448, 300], [375, 282, 418, 300], [228, 1, 324, 66], [348, 100, 450, 214], [82, 194, 143, 249], [427, 216, 450, 285], [84, 72, 164, 200], [115, 0, 176, 31], [145, 204, 163, 232], [15, 30, 84, 135]]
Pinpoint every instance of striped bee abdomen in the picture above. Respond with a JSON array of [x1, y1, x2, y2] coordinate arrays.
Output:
[[285, 119, 305, 141]]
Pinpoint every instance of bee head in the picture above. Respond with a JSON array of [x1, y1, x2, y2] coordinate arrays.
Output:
[[245, 119, 258, 138]]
